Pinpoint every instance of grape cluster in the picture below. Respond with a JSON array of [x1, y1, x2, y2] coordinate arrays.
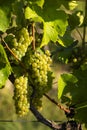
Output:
[[13, 76, 30, 117], [27, 50, 52, 88], [24, 49, 53, 109], [11, 28, 32, 60], [30, 51, 52, 87]]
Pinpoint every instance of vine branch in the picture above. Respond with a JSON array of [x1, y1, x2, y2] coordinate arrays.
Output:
[[30, 104, 64, 130], [44, 94, 70, 114], [30, 104, 82, 130]]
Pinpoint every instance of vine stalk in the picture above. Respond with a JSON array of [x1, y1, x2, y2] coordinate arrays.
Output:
[[32, 22, 36, 50], [44, 94, 70, 114], [82, 0, 87, 51]]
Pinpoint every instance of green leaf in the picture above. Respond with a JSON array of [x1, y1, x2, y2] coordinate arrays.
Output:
[[0, 44, 11, 88], [28, 0, 45, 8], [12, 1, 27, 27], [68, 11, 82, 30], [0, 44, 10, 65], [59, 69, 87, 104], [75, 102, 87, 127], [58, 75, 66, 99], [61, 73, 78, 83], [0, 7, 10, 32], [59, 67, 87, 126], [35, 0, 44, 8], [59, 27, 74, 47], [25, 0, 68, 47], [51, 40, 78, 64], [41, 22, 58, 46], [58, 73, 78, 99], [25, 6, 43, 22], [0, 65, 11, 88], [0, 0, 15, 32]]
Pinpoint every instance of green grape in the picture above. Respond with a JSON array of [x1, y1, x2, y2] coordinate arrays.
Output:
[[13, 76, 32, 117], [11, 28, 32, 60], [73, 58, 77, 63], [24, 49, 54, 109], [45, 50, 51, 57]]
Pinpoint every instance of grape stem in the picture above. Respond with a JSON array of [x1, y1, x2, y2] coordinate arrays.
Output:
[[32, 22, 35, 50], [2, 39, 26, 72], [2, 38, 36, 85], [44, 94, 70, 114]]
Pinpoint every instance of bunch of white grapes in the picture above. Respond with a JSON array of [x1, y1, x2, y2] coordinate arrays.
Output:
[[24, 49, 53, 109], [27, 50, 52, 86], [13, 76, 30, 117], [11, 28, 32, 60]]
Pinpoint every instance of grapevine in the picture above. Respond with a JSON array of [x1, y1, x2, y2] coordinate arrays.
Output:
[[0, 0, 87, 130]]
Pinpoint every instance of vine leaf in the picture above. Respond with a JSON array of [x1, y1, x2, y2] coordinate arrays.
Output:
[[0, 65, 11, 88], [58, 75, 66, 100], [41, 22, 58, 46], [58, 68, 87, 127], [25, 0, 68, 47], [25, 6, 43, 22], [0, 0, 15, 32], [12, 0, 26, 27], [68, 11, 83, 30], [28, 0, 45, 8], [0, 44, 11, 88], [59, 27, 74, 47], [58, 73, 78, 100], [0, 7, 10, 32]]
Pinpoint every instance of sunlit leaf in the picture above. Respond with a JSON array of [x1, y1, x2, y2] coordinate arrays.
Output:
[[25, 1, 68, 47], [0, 8, 10, 32], [0, 44, 11, 88], [58, 73, 78, 99], [58, 75, 66, 99], [0, 0, 15, 32]]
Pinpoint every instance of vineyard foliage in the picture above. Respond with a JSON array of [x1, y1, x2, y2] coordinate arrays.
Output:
[[0, 0, 87, 128]]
